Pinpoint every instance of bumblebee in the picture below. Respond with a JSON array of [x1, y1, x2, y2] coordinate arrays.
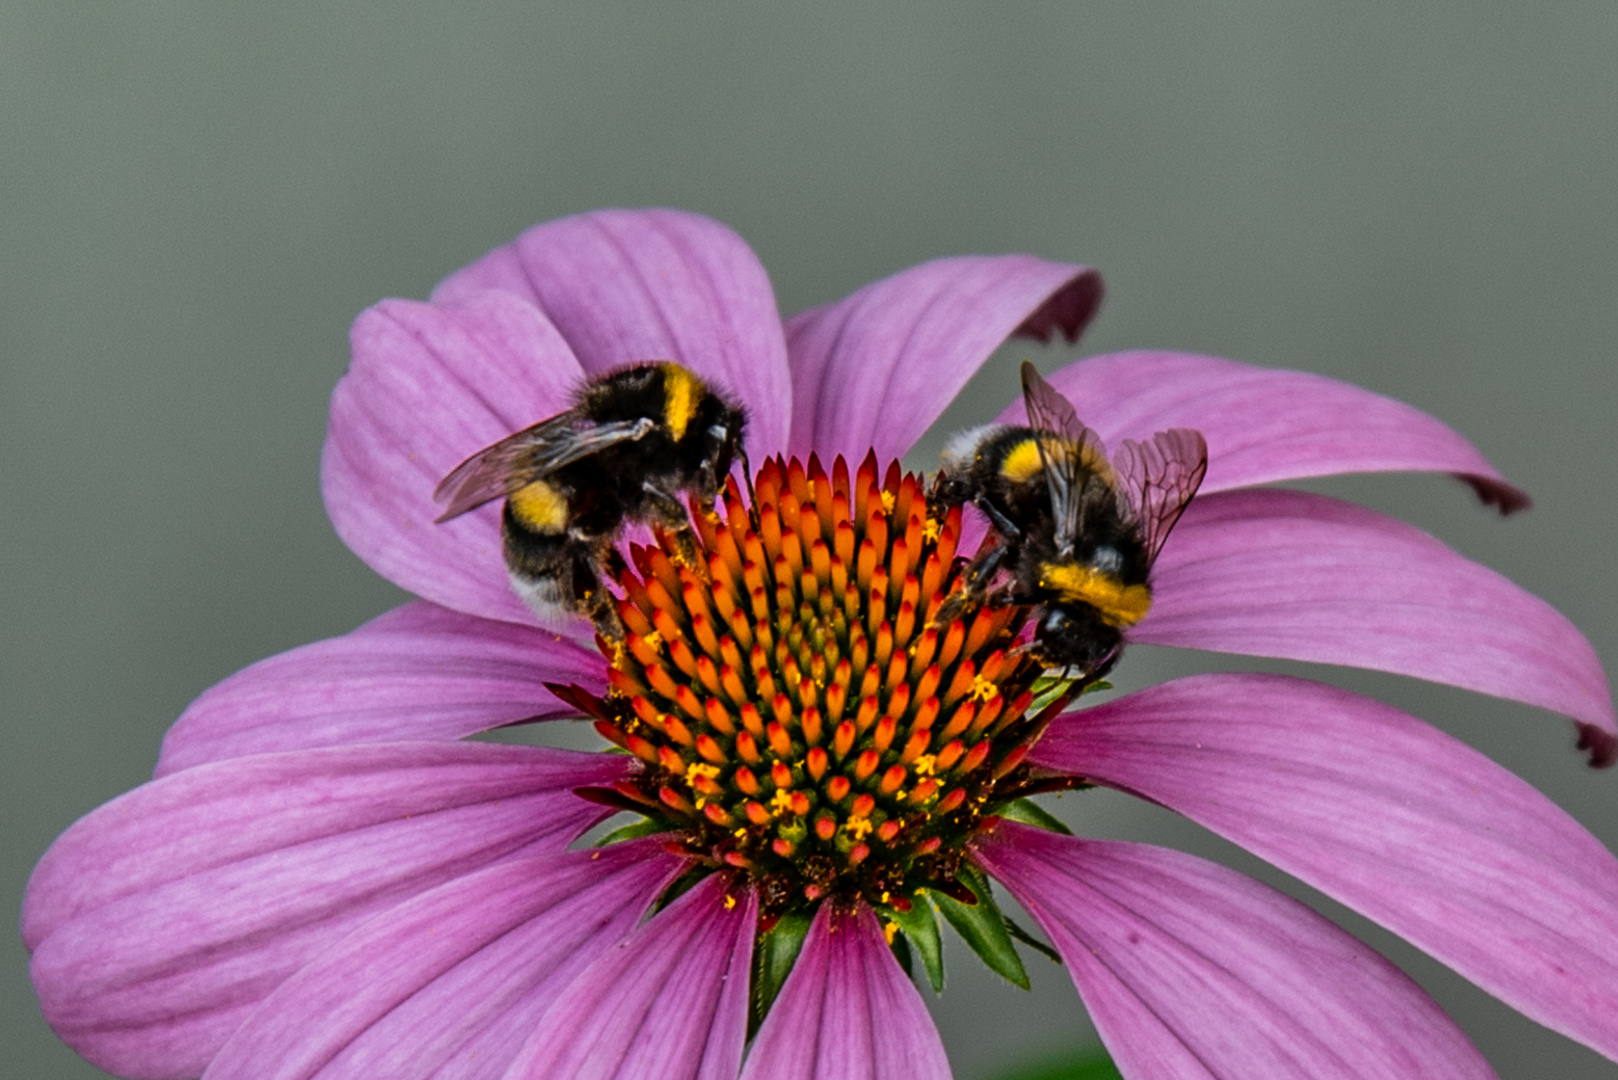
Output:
[[433, 361, 746, 634], [933, 361, 1206, 683]]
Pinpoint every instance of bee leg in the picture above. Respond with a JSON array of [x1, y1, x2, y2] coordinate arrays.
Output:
[[571, 542, 625, 642], [936, 542, 1012, 625], [1005, 638, 1040, 659], [661, 523, 706, 574], [582, 589, 624, 642], [641, 482, 706, 571], [600, 545, 628, 580], [641, 481, 689, 526], [976, 499, 1025, 543], [960, 542, 1010, 592]]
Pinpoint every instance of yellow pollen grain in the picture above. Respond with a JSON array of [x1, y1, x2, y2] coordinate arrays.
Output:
[[914, 753, 937, 776], [883, 921, 898, 945], [642, 630, 663, 649], [843, 817, 873, 841], [769, 790, 794, 816], [879, 490, 896, 514], [921, 518, 940, 542], [685, 762, 721, 786], [724, 894, 737, 910], [968, 674, 999, 702]]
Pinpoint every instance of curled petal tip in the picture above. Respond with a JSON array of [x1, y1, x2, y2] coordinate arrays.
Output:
[[1013, 268, 1103, 344], [1464, 474, 1532, 515], [1577, 723, 1617, 769]]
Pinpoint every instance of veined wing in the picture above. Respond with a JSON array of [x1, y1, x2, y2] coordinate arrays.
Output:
[[1020, 360, 1110, 552], [432, 414, 655, 522], [1114, 427, 1208, 566]]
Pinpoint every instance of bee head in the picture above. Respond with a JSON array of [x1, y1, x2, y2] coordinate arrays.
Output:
[[1036, 604, 1122, 683]]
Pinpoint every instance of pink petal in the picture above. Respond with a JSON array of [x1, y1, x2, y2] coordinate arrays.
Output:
[[157, 601, 607, 776], [203, 840, 681, 1080], [1030, 673, 1618, 1064], [323, 290, 589, 625], [740, 902, 950, 1080], [24, 743, 624, 1078], [1140, 489, 1616, 763], [785, 255, 1101, 463], [1010, 351, 1527, 510], [974, 823, 1497, 1080], [432, 208, 792, 456], [499, 873, 755, 1080]]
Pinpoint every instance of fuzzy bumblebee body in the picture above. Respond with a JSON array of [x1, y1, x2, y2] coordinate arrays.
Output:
[[933, 362, 1206, 682], [434, 362, 746, 633]]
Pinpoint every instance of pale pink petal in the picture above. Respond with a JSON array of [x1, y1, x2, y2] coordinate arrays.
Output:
[[157, 601, 606, 776], [740, 902, 951, 1080], [1140, 489, 1617, 763], [785, 256, 1100, 463], [1031, 673, 1618, 1063], [24, 743, 624, 1078], [203, 840, 681, 1080], [433, 208, 792, 455], [499, 873, 755, 1080], [1007, 351, 1527, 510], [975, 824, 1497, 1080], [323, 291, 589, 625]]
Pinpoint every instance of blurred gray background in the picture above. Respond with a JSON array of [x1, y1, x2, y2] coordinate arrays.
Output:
[[5, 4, 1616, 1078]]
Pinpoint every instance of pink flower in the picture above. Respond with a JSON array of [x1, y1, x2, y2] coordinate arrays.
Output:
[[23, 209, 1618, 1080]]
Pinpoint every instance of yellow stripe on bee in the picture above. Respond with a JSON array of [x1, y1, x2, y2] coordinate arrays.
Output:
[[663, 363, 702, 442], [1039, 563, 1151, 627], [1000, 435, 1115, 485], [999, 439, 1048, 483], [507, 479, 568, 533]]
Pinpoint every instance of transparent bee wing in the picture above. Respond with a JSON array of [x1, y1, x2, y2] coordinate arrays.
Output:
[[432, 414, 655, 522], [1114, 427, 1208, 567], [1020, 361, 1110, 552]]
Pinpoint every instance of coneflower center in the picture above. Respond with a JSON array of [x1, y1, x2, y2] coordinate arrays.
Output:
[[573, 453, 1059, 922]]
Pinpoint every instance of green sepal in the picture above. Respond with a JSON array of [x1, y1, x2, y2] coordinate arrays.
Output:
[[889, 927, 915, 977], [1004, 915, 1062, 965], [881, 892, 946, 992], [1029, 673, 1111, 713], [592, 816, 666, 847], [1028, 673, 1079, 714], [750, 909, 813, 1036], [991, 798, 1072, 835], [932, 865, 1030, 990], [650, 864, 707, 916]]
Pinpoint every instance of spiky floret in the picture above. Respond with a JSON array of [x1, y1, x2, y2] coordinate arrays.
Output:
[[562, 453, 1070, 924]]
